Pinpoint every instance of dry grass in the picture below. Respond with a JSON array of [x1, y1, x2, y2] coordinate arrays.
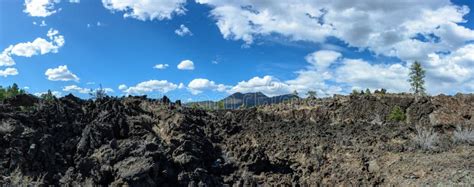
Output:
[[413, 126, 439, 151], [453, 125, 474, 145], [0, 121, 13, 134], [5, 167, 45, 186]]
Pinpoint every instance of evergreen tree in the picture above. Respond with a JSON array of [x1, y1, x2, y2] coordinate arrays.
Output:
[[41, 90, 56, 101], [292, 90, 299, 97], [306, 90, 317, 98], [217, 101, 225, 110], [409, 61, 426, 95]]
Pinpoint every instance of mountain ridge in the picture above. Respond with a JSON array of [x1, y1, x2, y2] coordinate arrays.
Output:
[[186, 92, 300, 109]]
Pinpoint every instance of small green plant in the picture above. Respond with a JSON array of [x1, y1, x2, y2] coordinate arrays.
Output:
[[388, 106, 406, 122], [365, 88, 371, 95], [40, 90, 56, 102]]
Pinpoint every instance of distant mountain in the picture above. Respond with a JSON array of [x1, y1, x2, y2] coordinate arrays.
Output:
[[186, 92, 300, 109]]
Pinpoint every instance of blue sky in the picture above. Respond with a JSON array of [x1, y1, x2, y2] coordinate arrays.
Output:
[[1, 0, 474, 101]]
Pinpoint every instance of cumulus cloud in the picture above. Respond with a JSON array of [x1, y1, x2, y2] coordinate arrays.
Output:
[[230, 76, 291, 96], [422, 44, 474, 94], [122, 80, 178, 95], [177, 60, 194, 70], [187, 78, 229, 95], [0, 48, 15, 67], [178, 83, 185, 89], [63, 85, 90, 94], [34, 91, 62, 97], [0, 68, 19, 77], [63, 85, 113, 94], [335, 59, 410, 92], [175, 24, 193, 36], [118, 84, 128, 91], [196, 0, 474, 62], [153, 63, 169, 69], [45, 65, 80, 82], [0, 28, 65, 67], [24, 0, 60, 17], [230, 49, 406, 96], [305, 50, 342, 70], [69, 0, 80, 3], [102, 0, 187, 21]]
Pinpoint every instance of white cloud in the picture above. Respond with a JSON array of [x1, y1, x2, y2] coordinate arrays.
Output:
[[45, 65, 80, 82], [0, 28, 65, 67], [101, 88, 114, 93], [69, 0, 80, 3], [39, 20, 47, 26], [177, 59, 194, 70], [175, 24, 193, 36], [230, 76, 291, 96], [63, 85, 113, 94], [0, 28, 64, 73], [102, 0, 187, 21], [118, 84, 128, 91], [229, 49, 405, 96], [11, 38, 57, 57], [153, 63, 169, 69], [335, 59, 410, 92], [421, 44, 474, 94], [33, 20, 47, 26], [196, 0, 474, 63], [0, 48, 15, 67], [178, 83, 185, 89], [24, 0, 60, 17], [63, 85, 89, 94], [305, 50, 341, 70], [187, 78, 229, 95], [0, 68, 19, 77], [122, 80, 178, 95], [34, 91, 62, 97]]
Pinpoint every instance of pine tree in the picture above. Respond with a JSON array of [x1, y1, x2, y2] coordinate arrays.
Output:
[[306, 90, 317, 98], [292, 90, 299, 97], [409, 61, 426, 95]]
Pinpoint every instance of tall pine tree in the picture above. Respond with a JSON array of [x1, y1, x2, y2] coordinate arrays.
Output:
[[408, 61, 426, 95]]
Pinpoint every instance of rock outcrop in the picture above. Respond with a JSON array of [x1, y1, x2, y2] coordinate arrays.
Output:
[[0, 93, 472, 186]]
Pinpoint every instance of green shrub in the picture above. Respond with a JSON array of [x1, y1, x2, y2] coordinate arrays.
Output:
[[389, 106, 406, 122], [0, 83, 25, 100], [217, 101, 225, 110], [40, 90, 56, 102], [351, 89, 360, 96], [365, 88, 371, 95]]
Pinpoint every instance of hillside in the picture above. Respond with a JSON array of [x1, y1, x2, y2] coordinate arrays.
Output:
[[186, 92, 299, 109], [0, 93, 473, 186]]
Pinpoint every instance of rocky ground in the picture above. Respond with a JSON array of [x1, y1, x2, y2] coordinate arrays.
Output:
[[0, 93, 473, 186]]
